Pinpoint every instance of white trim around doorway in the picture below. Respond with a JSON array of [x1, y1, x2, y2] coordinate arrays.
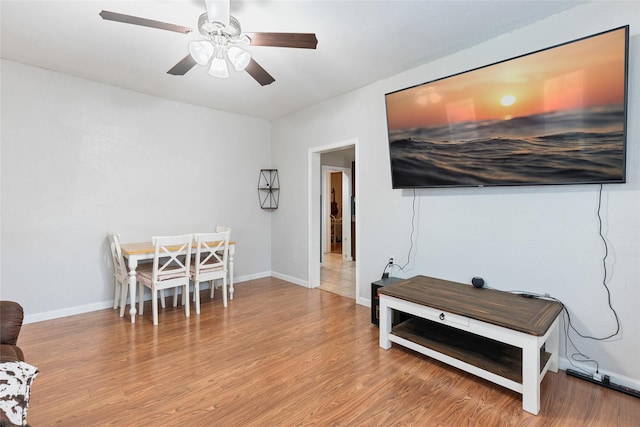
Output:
[[308, 139, 360, 303]]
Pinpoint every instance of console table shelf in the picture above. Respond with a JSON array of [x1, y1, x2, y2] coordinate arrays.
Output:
[[392, 317, 551, 384]]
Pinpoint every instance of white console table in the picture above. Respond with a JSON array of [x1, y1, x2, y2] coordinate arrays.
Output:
[[378, 275, 563, 415]]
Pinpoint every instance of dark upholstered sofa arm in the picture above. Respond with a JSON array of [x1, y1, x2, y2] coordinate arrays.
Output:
[[0, 301, 25, 363], [1, 302, 24, 346], [0, 345, 24, 364]]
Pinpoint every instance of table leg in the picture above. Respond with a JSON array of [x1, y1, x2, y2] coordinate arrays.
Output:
[[128, 259, 138, 323], [379, 296, 392, 350], [547, 317, 560, 373], [229, 246, 235, 300], [522, 339, 541, 415]]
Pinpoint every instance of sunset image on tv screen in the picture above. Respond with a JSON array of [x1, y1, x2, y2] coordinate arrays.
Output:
[[385, 26, 628, 189]]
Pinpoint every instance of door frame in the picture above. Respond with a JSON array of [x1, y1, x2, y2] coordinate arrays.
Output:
[[308, 139, 359, 294]]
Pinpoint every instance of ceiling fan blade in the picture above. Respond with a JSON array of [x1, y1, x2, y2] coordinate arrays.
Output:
[[205, 0, 230, 26], [167, 55, 198, 75], [245, 59, 275, 86], [246, 33, 318, 49], [99, 10, 192, 34]]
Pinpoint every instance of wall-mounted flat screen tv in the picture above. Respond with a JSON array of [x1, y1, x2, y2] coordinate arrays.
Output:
[[385, 26, 629, 189]]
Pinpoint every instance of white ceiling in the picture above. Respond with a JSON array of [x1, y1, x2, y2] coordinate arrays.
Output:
[[1, 1, 585, 121]]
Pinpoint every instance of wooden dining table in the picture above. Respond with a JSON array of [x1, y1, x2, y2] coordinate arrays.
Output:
[[120, 240, 235, 323]]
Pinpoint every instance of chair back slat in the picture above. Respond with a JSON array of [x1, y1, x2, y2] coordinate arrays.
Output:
[[193, 230, 230, 278], [152, 235, 193, 285]]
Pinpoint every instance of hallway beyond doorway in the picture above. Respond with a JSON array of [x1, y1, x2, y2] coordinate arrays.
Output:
[[319, 252, 355, 299]]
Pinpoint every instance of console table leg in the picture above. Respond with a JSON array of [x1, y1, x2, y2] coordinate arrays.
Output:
[[547, 317, 560, 373], [522, 340, 541, 415], [379, 297, 392, 349]]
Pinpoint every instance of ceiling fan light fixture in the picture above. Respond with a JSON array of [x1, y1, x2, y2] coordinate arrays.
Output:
[[189, 40, 214, 65], [227, 46, 251, 71], [209, 56, 229, 78], [99, 6, 318, 85]]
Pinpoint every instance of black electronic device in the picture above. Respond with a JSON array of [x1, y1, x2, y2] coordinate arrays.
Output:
[[371, 277, 412, 326], [385, 26, 629, 189], [472, 277, 485, 288]]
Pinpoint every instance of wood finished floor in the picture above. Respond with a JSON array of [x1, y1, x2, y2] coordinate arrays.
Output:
[[319, 251, 356, 299], [20, 277, 639, 426]]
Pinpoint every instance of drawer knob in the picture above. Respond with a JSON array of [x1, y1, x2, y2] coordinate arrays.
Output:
[[439, 313, 445, 321]]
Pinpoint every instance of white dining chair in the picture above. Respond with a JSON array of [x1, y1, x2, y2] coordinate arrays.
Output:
[[137, 234, 193, 325], [187, 226, 232, 306], [190, 229, 231, 314], [108, 233, 164, 318], [213, 226, 232, 295], [108, 233, 129, 317]]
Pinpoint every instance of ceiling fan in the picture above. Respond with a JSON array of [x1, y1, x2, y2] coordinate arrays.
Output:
[[99, 0, 318, 86]]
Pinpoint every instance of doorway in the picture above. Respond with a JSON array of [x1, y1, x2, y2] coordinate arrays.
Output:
[[319, 166, 354, 298], [308, 140, 358, 301]]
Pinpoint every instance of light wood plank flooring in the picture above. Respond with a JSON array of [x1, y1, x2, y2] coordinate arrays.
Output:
[[320, 252, 356, 299], [20, 277, 639, 426]]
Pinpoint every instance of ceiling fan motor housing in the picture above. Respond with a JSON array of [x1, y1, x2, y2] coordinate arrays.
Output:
[[198, 13, 242, 38]]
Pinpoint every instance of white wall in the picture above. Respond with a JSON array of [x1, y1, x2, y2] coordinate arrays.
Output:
[[1, 60, 273, 321], [271, 2, 640, 388]]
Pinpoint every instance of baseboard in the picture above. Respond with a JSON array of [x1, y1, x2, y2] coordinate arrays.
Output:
[[356, 296, 371, 308], [270, 271, 309, 288], [24, 273, 366, 324], [233, 271, 272, 283], [23, 272, 272, 324], [24, 301, 114, 324]]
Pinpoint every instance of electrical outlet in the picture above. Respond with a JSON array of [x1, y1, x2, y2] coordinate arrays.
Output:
[[388, 257, 394, 266]]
